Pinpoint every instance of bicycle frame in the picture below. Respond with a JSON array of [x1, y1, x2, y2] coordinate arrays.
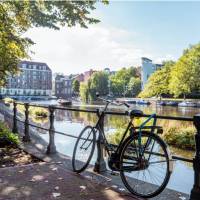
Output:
[[94, 102, 158, 160]]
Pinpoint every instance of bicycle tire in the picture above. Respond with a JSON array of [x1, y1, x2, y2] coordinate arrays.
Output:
[[119, 131, 172, 198], [72, 125, 96, 173]]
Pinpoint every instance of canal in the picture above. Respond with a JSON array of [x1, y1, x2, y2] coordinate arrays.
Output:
[[30, 100, 199, 195]]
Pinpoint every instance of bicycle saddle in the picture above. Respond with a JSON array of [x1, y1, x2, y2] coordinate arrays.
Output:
[[129, 109, 143, 117]]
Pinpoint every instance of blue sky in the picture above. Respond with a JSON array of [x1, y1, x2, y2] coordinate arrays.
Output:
[[28, 1, 200, 74]]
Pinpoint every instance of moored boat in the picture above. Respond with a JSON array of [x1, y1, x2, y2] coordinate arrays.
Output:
[[178, 101, 196, 107], [165, 101, 178, 106], [58, 99, 72, 106]]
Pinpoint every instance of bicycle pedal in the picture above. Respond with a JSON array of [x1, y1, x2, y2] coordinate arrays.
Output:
[[111, 171, 119, 176]]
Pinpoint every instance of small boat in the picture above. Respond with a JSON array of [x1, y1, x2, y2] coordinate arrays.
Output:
[[156, 101, 166, 106], [166, 101, 178, 106], [178, 101, 196, 107], [58, 99, 72, 106], [137, 99, 151, 105]]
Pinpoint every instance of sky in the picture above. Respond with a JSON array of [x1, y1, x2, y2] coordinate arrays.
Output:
[[26, 1, 200, 74]]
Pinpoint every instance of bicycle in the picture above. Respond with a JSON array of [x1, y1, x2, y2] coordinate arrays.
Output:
[[72, 94, 173, 198]]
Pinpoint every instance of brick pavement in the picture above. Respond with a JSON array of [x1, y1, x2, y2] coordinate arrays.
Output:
[[0, 163, 140, 200]]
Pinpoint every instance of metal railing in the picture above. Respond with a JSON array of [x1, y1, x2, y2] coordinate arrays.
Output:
[[11, 101, 200, 200]]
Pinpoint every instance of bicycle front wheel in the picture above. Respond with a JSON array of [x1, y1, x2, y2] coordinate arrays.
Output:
[[72, 126, 96, 173], [120, 132, 171, 198]]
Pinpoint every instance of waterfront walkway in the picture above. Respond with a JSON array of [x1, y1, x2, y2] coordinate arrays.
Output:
[[0, 162, 139, 200]]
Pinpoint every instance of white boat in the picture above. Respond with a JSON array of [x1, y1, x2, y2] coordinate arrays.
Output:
[[178, 101, 196, 107]]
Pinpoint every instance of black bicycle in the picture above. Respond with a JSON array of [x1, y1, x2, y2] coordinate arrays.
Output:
[[72, 95, 173, 198]]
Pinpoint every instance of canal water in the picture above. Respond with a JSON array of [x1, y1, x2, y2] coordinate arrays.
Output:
[[31, 100, 200, 195]]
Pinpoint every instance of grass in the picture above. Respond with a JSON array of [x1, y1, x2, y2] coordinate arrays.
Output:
[[0, 121, 19, 146], [163, 126, 195, 150]]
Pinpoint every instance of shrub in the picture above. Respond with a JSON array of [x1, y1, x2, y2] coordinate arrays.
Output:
[[31, 108, 48, 118], [17, 106, 48, 118], [3, 97, 14, 106], [0, 121, 19, 146], [163, 126, 195, 150]]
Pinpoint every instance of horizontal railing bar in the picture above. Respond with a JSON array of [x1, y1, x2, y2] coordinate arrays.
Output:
[[16, 118, 81, 139], [16, 118, 49, 131], [172, 155, 193, 163], [105, 111, 194, 121], [15, 117, 194, 163], [15, 102, 194, 122]]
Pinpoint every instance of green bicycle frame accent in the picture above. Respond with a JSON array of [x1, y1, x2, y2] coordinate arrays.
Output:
[[138, 113, 157, 155]]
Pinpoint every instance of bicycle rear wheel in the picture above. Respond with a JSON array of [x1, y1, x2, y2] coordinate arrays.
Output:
[[72, 126, 96, 173], [119, 132, 171, 198]]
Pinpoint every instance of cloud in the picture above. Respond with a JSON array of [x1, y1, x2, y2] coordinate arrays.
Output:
[[26, 25, 175, 74], [26, 25, 145, 74], [154, 54, 176, 64]]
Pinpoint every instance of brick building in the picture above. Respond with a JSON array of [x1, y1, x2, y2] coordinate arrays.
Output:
[[0, 61, 52, 97]]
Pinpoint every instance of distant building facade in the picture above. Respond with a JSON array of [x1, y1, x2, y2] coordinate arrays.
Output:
[[0, 61, 52, 96], [141, 57, 162, 89], [55, 75, 72, 99]]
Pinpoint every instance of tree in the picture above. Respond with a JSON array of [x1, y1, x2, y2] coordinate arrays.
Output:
[[79, 82, 89, 103], [88, 71, 109, 101], [72, 79, 80, 95], [79, 71, 109, 102], [0, 1, 107, 86], [127, 77, 141, 97], [169, 43, 200, 98], [140, 61, 175, 98], [110, 67, 140, 97]]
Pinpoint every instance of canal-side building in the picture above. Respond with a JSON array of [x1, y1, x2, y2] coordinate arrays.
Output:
[[141, 57, 162, 89], [55, 74, 72, 99], [0, 61, 52, 97]]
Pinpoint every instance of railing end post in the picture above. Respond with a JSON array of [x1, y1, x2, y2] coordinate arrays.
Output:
[[190, 114, 200, 200]]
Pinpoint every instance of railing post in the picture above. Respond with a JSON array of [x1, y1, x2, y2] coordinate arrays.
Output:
[[46, 106, 57, 154], [190, 114, 200, 200], [94, 111, 107, 173], [12, 101, 18, 134], [23, 103, 31, 142]]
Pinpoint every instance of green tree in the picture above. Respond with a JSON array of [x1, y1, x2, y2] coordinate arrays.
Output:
[[88, 71, 109, 101], [79, 82, 89, 103], [72, 79, 80, 94], [110, 67, 140, 97], [169, 43, 200, 98], [127, 77, 141, 97], [140, 61, 175, 98], [0, 1, 107, 86]]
